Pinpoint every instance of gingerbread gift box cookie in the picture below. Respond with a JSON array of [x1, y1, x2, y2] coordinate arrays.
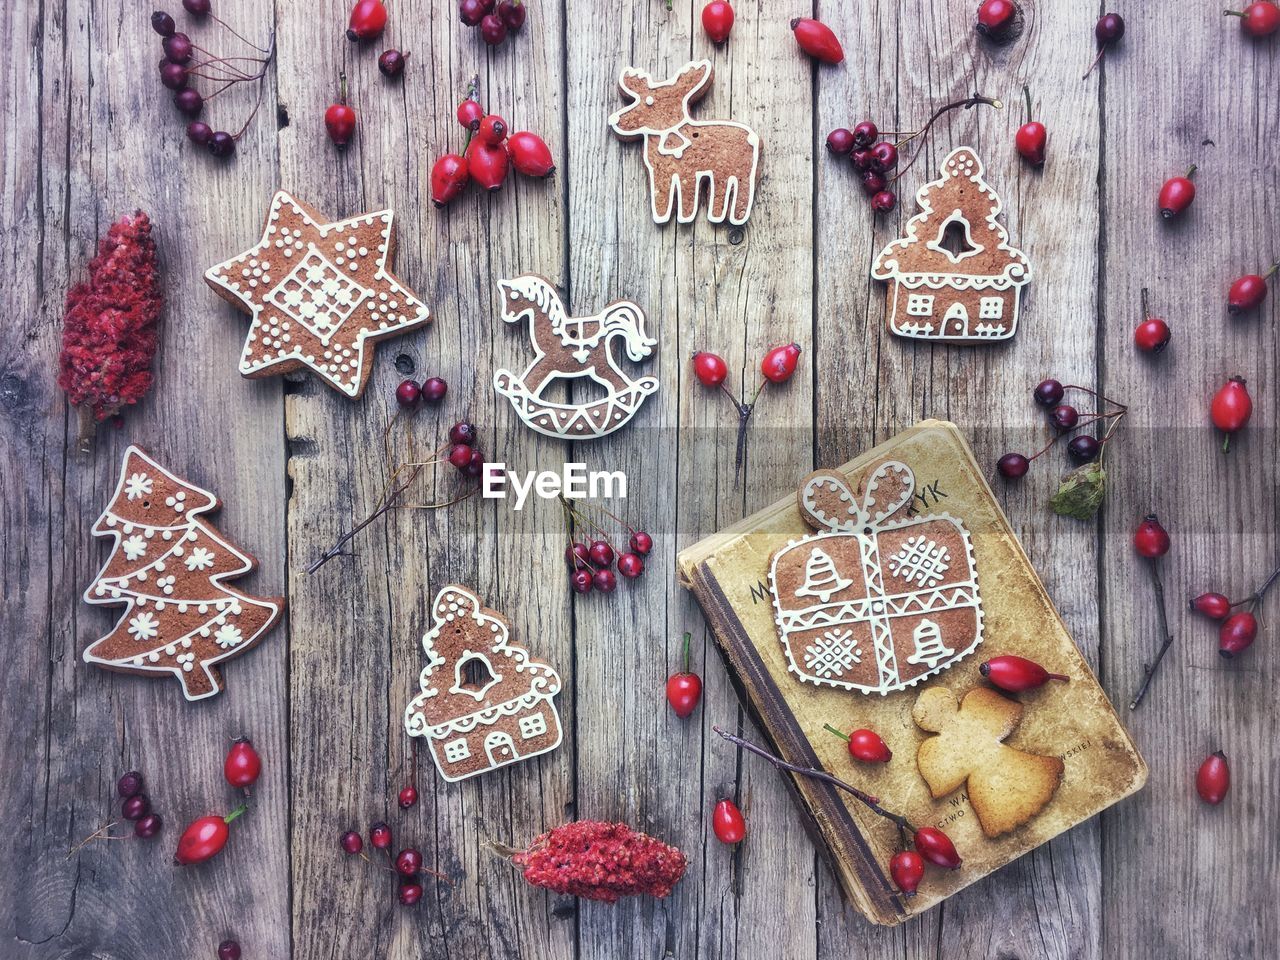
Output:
[[493, 275, 659, 439], [913, 686, 1065, 837], [205, 190, 431, 398], [871, 147, 1030, 342], [609, 59, 761, 227], [768, 460, 983, 695], [405, 586, 563, 782], [82, 446, 283, 701]]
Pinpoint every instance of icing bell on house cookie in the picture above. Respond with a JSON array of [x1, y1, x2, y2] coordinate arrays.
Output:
[[609, 59, 762, 227], [405, 586, 564, 782], [872, 147, 1030, 343], [493, 275, 659, 439], [768, 460, 984, 696]]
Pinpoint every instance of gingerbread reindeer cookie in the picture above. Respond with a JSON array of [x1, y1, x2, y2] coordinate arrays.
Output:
[[871, 147, 1031, 343], [405, 586, 563, 782], [913, 686, 1064, 837], [205, 190, 431, 398], [768, 460, 984, 696], [82, 446, 283, 701], [493, 275, 659, 439], [609, 59, 761, 226]]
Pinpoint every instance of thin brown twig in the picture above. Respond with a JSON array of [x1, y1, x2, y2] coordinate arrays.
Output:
[[712, 726, 917, 833], [307, 465, 424, 574], [890, 94, 1002, 182], [1130, 559, 1173, 710]]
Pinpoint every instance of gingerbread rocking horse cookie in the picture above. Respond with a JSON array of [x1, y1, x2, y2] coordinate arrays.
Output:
[[871, 147, 1031, 343], [913, 686, 1065, 837], [768, 460, 984, 695], [609, 59, 761, 227], [493, 275, 659, 439]]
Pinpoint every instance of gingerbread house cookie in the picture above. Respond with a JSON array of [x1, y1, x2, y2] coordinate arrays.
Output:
[[609, 59, 761, 227], [205, 191, 431, 398], [871, 147, 1030, 343], [768, 460, 984, 695], [405, 586, 563, 782]]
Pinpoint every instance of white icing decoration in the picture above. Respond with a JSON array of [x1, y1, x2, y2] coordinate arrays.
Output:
[[122, 535, 148, 561], [124, 472, 153, 501], [184, 546, 215, 571]]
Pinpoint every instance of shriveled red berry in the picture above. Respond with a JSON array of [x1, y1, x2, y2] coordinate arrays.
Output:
[[1195, 750, 1230, 804], [851, 121, 878, 148], [117, 771, 144, 798], [861, 170, 887, 195], [378, 49, 409, 78]]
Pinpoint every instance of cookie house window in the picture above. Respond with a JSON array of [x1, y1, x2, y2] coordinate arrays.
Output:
[[906, 294, 935, 316], [519, 712, 547, 739], [978, 297, 1004, 320], [444, 738, 470, 763], [452, 654, 500, 700]]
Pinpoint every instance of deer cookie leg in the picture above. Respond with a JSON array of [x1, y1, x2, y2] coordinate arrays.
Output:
[[650, 168, 676, 224], [677, 173, 701, 223], [732, 175, 754, 225], [710, 177, 737, 224]]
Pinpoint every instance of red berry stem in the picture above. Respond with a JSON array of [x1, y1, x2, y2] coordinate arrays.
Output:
[[712, 726, 918, 832], [681, 631, 692, 674], [1129, 554, 1174, 710], [822, 722, 851, 743], [462, 75, 481, 151], [1023, 84, 1033, 124], [889, 93, 1001, 182]]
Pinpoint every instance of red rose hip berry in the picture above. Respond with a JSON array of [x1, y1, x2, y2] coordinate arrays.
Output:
[[506, 131, 556, 178], [224, 737, 262, 789], [457, 98, 484, 131], [693, 351, 729, 387], [1195, 750, 1230, 804], [1210, 376, 1252, 452], [629, 530, 653, 555], [1134, 315, 1171, 353], [1190, 592, 1231, 620], [430, 154, 470, 208], [702, 1, 735, 44], [761, 343, 801, 383], [1226, 2, 1280, 36], [341, 830, 364, 854], [913, 827, 962, 869], [398, 785, 418, 809], [790, 18, 845, 63], [347, 0, 388, 41], [477, 114, 508, 146], [1219, 611, 1258, 658], [980, 655, 1069, 692], [1158, 166, 1197, 219], [325, 77, 357, 147], [395, 847, 423, 876], [826, 128, 855, 155], [666, 631, 702, 718], [369, 822, 393, 850], [1016, 121, 1047, 166], [465, 139, 510, 192], [847, 728, 892, 763], [712, 798, 747, 844], [1132, 514, 1171, 559], [1227, 263, 1277, 314], [976, 0, 1017, 37], [890, 850, 925, 895]]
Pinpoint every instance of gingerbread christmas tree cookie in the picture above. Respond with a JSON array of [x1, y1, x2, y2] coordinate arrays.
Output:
[[205, 190, 430, 398], [871, 147, 1030, 343], [768, 460, 984, 695], [609, 60, 761, 226], [913, 686, 1064, 837], [405, 586, 563, 782], [82, 446, 283, 701]]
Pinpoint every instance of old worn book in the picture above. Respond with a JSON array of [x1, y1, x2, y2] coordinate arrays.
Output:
[[676, 420, 1146, 925]]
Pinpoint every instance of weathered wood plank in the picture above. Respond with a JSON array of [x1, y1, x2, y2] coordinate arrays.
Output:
[[277, 2, 573, 959], [815, 3, 1104, 956], [3, 1, 290, 957], [1098, 12, 1279, 958]]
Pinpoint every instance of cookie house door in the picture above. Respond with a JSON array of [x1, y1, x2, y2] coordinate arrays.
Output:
[[943, 301, 969, 336], [485, 730, 516, 766]]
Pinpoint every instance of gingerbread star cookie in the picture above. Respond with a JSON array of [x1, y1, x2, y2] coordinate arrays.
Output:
[[205, 191, 431, 398]]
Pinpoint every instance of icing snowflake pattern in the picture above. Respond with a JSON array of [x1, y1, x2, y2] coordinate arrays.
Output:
[[184, 546, 215, 571], [128, 612, 159, 641], [122, 535, 148, 561], [215, 624, 243, 649], [124, 472, 153, 501], [803, 629, 862, 679], [888, 535, 951, 588]]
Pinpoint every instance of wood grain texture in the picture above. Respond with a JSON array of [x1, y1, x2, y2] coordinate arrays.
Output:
[[2, 0, 1276, 958]]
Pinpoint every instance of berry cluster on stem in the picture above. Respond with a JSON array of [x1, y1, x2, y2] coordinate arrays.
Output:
[[559, 497, 652, 596]]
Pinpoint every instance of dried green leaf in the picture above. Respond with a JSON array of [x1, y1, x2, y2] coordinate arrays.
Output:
[[1049, 460, 1107, 520]]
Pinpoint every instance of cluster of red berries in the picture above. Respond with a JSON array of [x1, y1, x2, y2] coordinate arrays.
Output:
[[445, 421, 485, 479], [395, 375, 448, 409], [1190, 561, 1280, 660], [997, 379, 1126, 479], [563, 516, 653, 596], [825, 122, 899, 213], [431, 87, 555, 206], [116, 769, 164, 840], [459, 0, 527, 46], [341, 785, 444, 907], [175, 737, 261, 866], [325, 3, 410, 148], [889, 825, 962, 896], [151, 4, 273, 159], [1225, 2, 1280, 37]]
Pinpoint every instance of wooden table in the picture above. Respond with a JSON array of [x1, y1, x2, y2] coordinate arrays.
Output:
[[5, 3, 1275, 957]]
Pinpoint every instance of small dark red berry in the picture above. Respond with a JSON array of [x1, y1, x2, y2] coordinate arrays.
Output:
[[1049, 404, 1079, 431], [1133, 514, 1171, 559], [208, 131, 236, 158], [395, 847, 423, 876], [480, 13, 507, 44], [498, 0, 527, 30], [396, 379, 421, 407], [460, 0, 487, 26], [122, 794, 151, 821], [160, 61, 188, 90], [134, 813, 163, 839], [163, 32, 193, 64], [151, 11, 176, 36], [570, 568, 594, 594], [592, 569, 617, 593], [1067, 435, 1100, 463], [588, 540, 615, 568], [1134, 316, 1171, 353], [182, 0, 211, 14], [186, 121, 213, 145], [870, 190, 896, 213], [420, 377, 447, 402], [117, 771, 144, 798], [617, 553, 644, 578], [369, 822, 392, 850], [341, 830, 364, 854], [465, 451, 483, 478], [398, 785, 418, 809], [630, 530, 653, 555], [997, 453, 1029, 479], [566, 542, 591, 568], [448, 444, 474, 470], [861, 171, 886, 195], [826, 128, 855, 155], [1096, 13, 1125, 42], [399, 881, 424, 905], [378, 49, 409, 78], [871, 141, 898, 170], [174, 87, 203, 117], [1033, 378, 1064, 406], [449, 421, 477, 445], [218, 941, 242, 960], [851, 148, 874, 171], [851, 121, 878, 148]]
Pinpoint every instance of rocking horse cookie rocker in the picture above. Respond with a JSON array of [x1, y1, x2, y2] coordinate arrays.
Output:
[[872, 147, 1031, 343], [609, 59, 761, 227], [405, 586, 564, 783], [768, 460, 984, 696], [493, 275, 659, 439]]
